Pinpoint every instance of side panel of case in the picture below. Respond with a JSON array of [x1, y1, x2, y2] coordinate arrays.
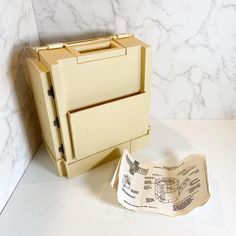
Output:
[[27, 58, 62, 160]]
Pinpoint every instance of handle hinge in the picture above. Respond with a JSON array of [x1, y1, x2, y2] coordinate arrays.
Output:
[[112, 33, 134, 39]]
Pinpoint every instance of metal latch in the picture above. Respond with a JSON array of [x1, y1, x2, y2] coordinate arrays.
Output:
[[53, 117, 60, 128], [47, 86, 54, 98], [58, 144, 64, 154]]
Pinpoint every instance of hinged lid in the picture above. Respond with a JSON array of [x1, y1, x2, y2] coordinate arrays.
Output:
[[30, 33, 134, 58]]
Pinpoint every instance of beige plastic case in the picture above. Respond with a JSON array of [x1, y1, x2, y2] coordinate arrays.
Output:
[[27, 33, 152, 178]]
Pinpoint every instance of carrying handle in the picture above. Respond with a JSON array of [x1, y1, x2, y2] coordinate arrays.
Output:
[[32, 33, 133, 61], [65, 37, 126, 63]]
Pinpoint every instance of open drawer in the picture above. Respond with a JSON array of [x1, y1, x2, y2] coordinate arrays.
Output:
[[68, 93, 150, 160]]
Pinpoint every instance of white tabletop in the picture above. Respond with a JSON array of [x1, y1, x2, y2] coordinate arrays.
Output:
[[0, 119, 236, 236]]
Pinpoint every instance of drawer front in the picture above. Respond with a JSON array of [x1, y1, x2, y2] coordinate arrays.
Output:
[[68, 93, 149, 160], [66, 141, 131, 178]]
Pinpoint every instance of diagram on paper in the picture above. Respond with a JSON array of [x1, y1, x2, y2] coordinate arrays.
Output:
[[122, 175, 131, 189], [112, 149, 210, 216], [125, 154, 148, 175], [155, 177, 190, 203]]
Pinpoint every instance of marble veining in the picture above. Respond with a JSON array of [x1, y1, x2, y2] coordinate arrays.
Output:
[[1, 0, 236, 214], [32, 0, 236, 118], [0, 0, 41, 213]]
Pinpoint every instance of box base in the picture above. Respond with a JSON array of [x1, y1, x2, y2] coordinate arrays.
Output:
[[44, 130, 150, 178]]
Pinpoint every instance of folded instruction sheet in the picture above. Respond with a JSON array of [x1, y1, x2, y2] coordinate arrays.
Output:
[[111, 150, 210, 216]]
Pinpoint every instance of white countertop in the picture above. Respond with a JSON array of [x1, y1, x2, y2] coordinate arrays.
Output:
[[0, 119, 236, 236]]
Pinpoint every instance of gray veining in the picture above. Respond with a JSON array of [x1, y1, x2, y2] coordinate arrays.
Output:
[[0, 0, 41, 212], [1, 0, 236, 213], [32, 0, 236, 118]]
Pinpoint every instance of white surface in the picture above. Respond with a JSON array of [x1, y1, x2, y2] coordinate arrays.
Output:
[[32, 0, 236, 119], [0, 0, 41, 213], [0, 119, 236, 236], [1, 0, 236, 224]]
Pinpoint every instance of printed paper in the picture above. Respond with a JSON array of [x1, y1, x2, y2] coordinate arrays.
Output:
[[111, 150, 210, 216]]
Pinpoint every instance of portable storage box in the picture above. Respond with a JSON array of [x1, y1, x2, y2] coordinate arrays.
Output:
[[27, 33, 152, 178]]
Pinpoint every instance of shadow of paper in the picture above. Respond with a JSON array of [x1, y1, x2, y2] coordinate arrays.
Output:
[[179, 174, 225, 227], [82, 120, 192, 208]]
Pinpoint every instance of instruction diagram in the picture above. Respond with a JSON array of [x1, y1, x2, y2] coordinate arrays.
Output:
[[122, 175, 131, 189], [125, 154, 148, 175], [155, 177, 190, 203], [111, 149, 210, 216]]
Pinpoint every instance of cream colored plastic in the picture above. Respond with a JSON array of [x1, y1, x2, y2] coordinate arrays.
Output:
[[27, 34, 152, 178], [65, 141, 131, 178], [45, 133, 150, 178], [39, 43, 141, 111], [68, 93, 149, 160], [26, 58, 62, 160]]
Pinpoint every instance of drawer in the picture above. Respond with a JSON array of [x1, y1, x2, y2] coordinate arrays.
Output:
[[68, 93, 150, 160]]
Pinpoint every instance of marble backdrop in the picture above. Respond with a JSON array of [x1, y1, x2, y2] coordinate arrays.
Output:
[[32, 0, 236, 118], [1, 0, 236, 214], [0, 0, 41, 212]]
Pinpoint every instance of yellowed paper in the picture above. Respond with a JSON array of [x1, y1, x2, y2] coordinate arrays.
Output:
[[111, 150, 210, 216]]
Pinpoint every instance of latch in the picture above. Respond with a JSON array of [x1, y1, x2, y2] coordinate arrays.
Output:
[[47, 86, 54, 98], [58, 144, 64, 154], [46, 42, 65, 50], [112, 33, 134, 39], [53, 117, 60, 128]]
